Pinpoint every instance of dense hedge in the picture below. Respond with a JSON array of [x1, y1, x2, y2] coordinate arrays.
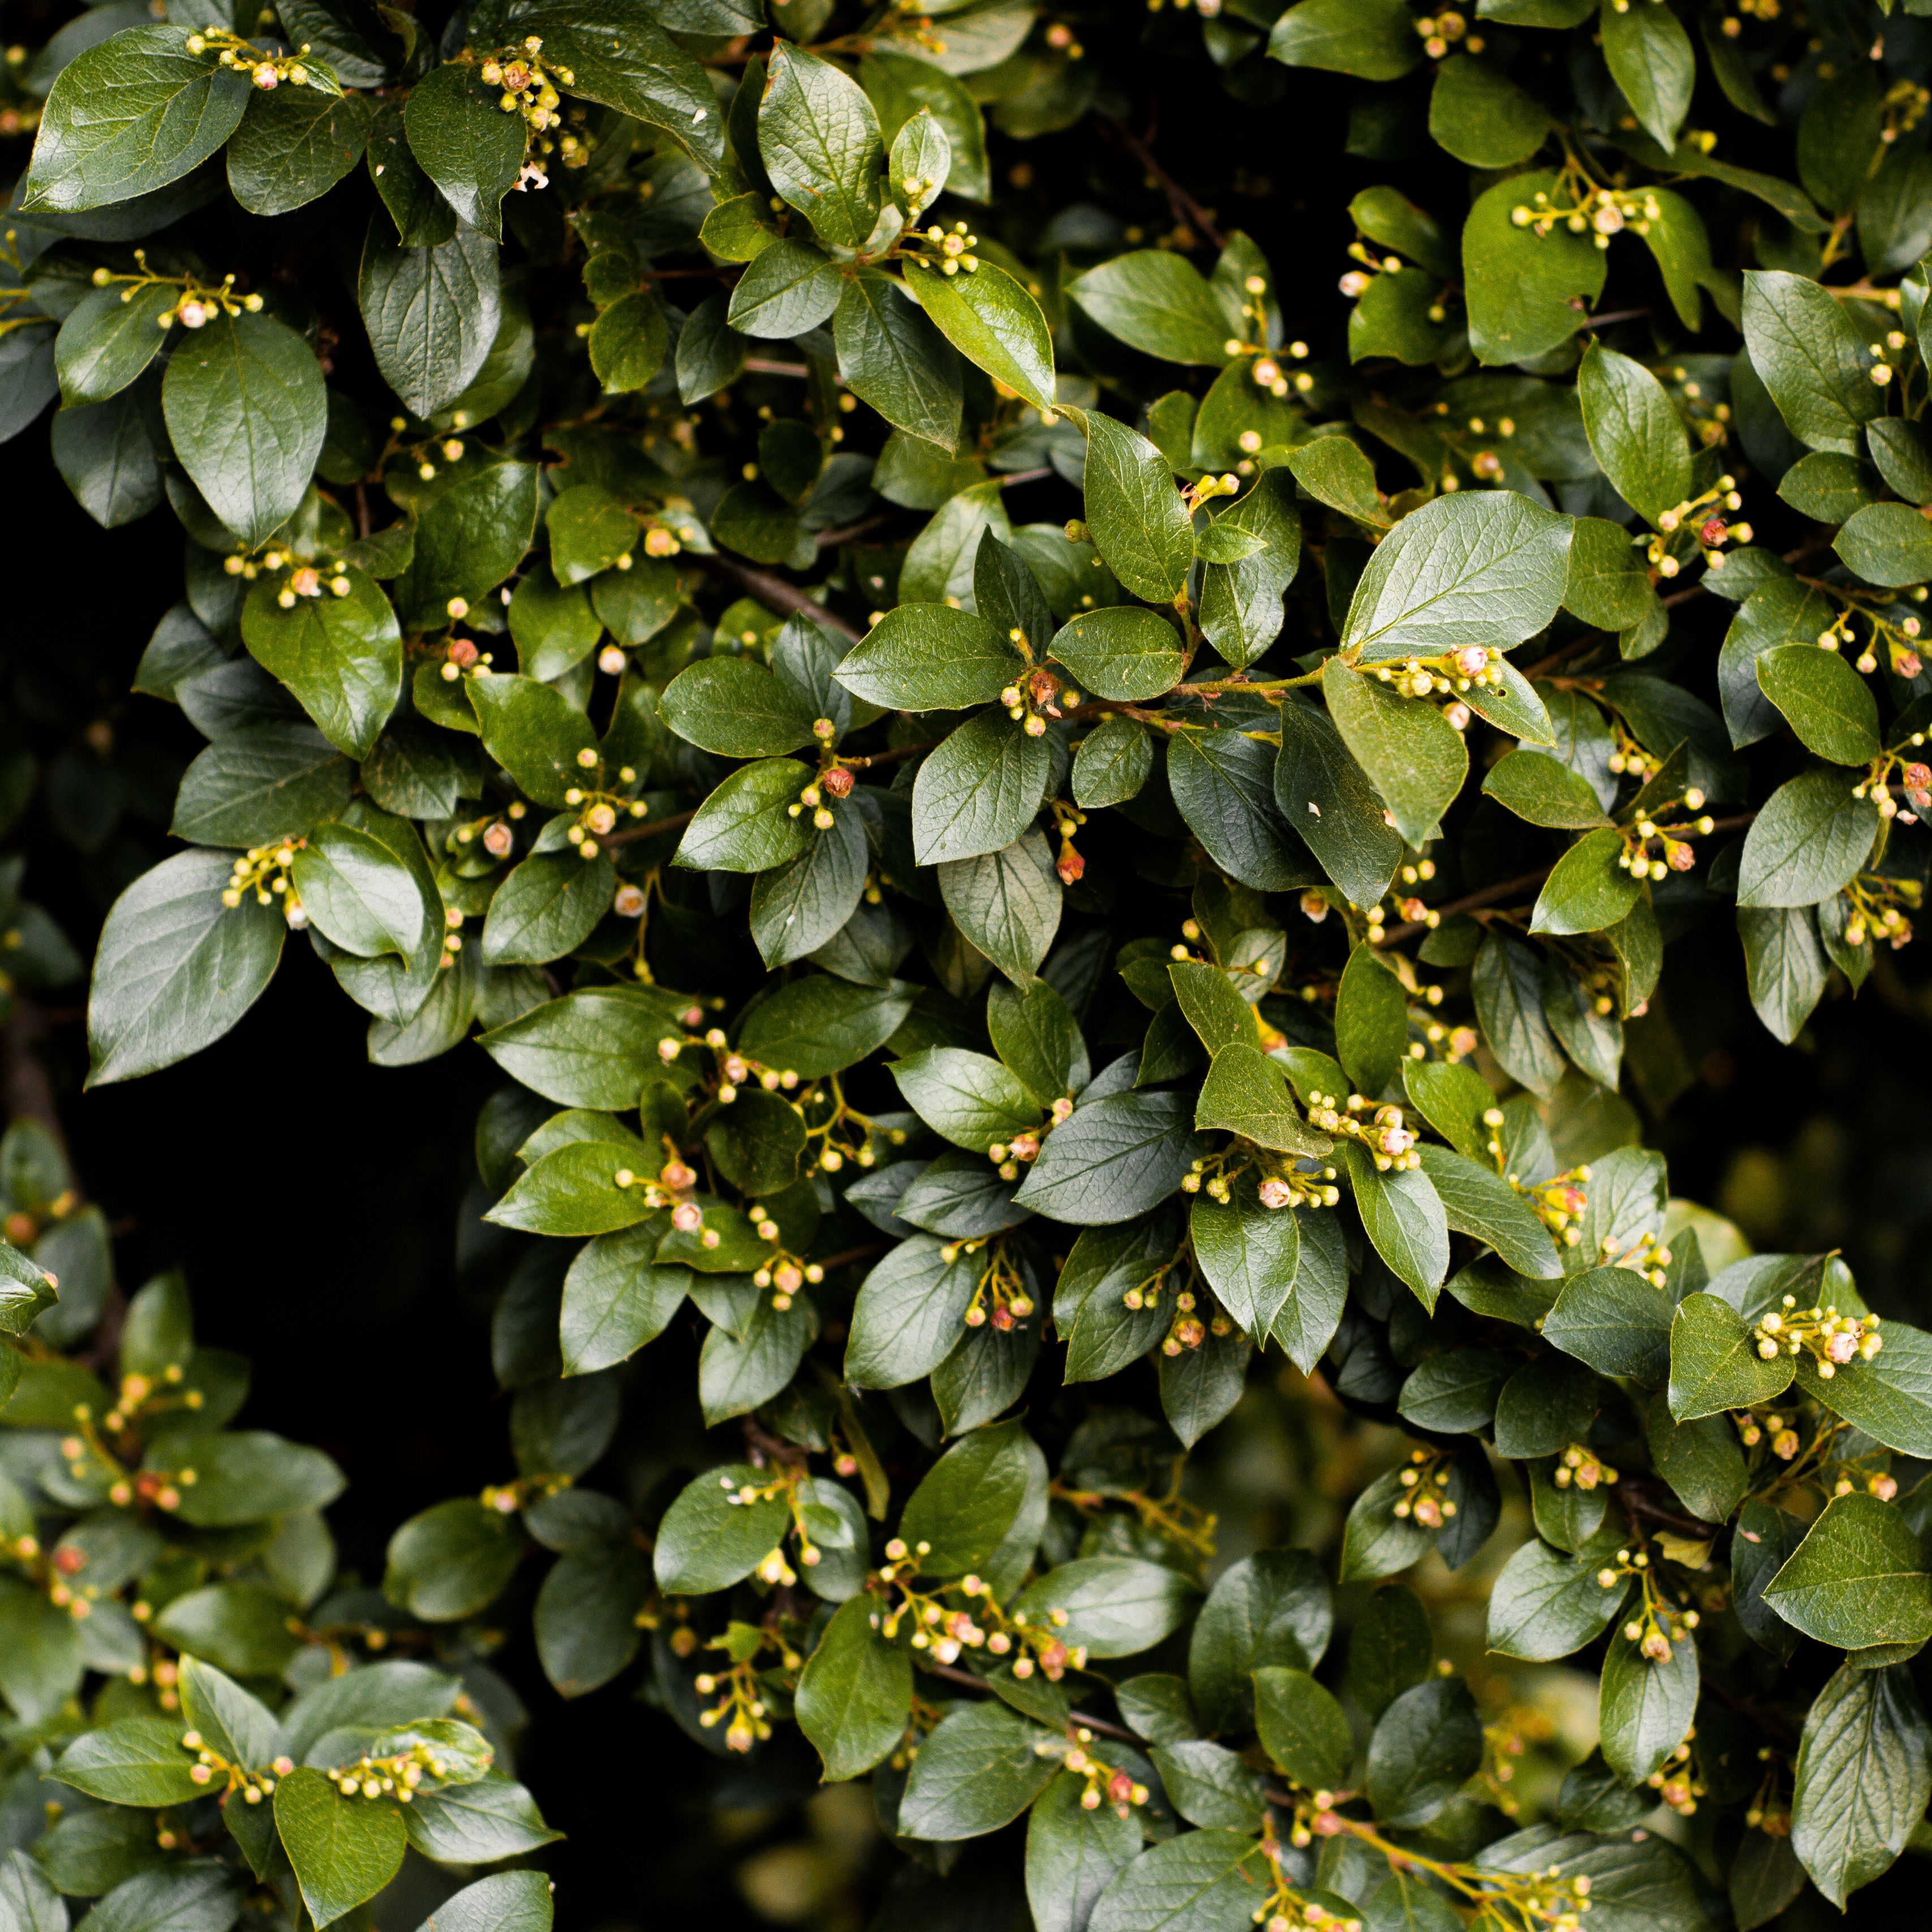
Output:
[[1, 0, 1931, 1927]]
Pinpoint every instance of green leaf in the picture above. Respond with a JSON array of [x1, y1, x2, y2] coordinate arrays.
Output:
[[653, 1462, 789, 1595], [1342, 490, 1573, 660], [893, 1047, 1042, 1151], [589, 289, 669, 395], [1577, 343, 1690, 528], [1487, 1530, 1628, 1660], [1758, 645, 1882, 763], [1530, 827, 1642, 937], [161, 313, 325, 548], [726, 236, 844, 339], [1073, 715, 1152, 809], [1017, 1557, 1199, 1658], [1026, 1771, 1141, 1932], [1186, 1547, 1330, 1735], [1417, 1146, 1563, 1280], [54, 281, 174, 407], [1079, 411, 1193, 606], [834, 269, 961, 453], [1334, 944, 1406, 1098], [1563, 515, 1657, 632], [661, 656, 819, 758], [1735, 768, 1879, 909], [1065, 252, 1236, 366], [274, 1767, 407, 1929], [797, 1596, 912, 1780], [845, 1235, 979, 1387], [738, 974, 917, 1078], [358, 221, 502, 420], [1267, 0, 1421, 80], [1167, 729, 1315, 893], [87, 850, 285, 1086], [22, 25, 250, 213], [1340, 1141, 1448, 1306], [1462, 169, 1606, 366], [1014, 1090, 1210, 1225], [1322, 657, 1466, 849], [1739, 904, 1827, 1045], [1366, 1678, 1483, 1827], [1790, 1662, 1932, 1908], [1274, 699, 1402, 908], [1193, 1044, 1330, 1157], [1598, 1624, 1698, 1787], [226, 88, 369, 217], [1349, 1586, 1434, 1721], [837, 603, 1023, 711], [1483, 749, 1611, 829], [403, 1779, 558, 1866], [911, 710, 1051, 864], [1190, 1185, 1299, 1339], [1742, 270, 1881, 456], [901, 260, 1057, 413], [1834, 501, 1932, 590], [1048, 608, 1183, 703], [759, 42, 883, 250], [1428, 53, 1550, 168], [861, 53, 980, 203], [480, 849, 615, 967], [899, 1703, 1057, 1840], [1543, 1264, 1673, 1382], [1087, 1831, 1266, 1932], [54, 1718, 203, 1805], [467, 673, 597, 807], [403, 63, 523, 240], [242, 566, 401, 759], [1254, 1666, 1349, 1791], [1763, 1493, 1932, 1649], [410, 1874, 553, 1932], [1600, 0, 1694, 151], [939, 833, 1061, 984], [1661, 1298, 1793, 1422]]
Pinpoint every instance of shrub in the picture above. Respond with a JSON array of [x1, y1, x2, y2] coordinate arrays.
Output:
[[2, 0, 1931, 1926], [0, 1115, 560, 1925]]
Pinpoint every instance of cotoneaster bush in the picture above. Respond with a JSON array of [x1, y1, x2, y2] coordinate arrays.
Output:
[[0, 1112, 561, 1929], [2, 0, 1931, 1926]]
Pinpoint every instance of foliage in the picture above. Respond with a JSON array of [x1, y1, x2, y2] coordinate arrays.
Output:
[[2, 0, 1932, 1927], [0, 1114, 560, 1929]]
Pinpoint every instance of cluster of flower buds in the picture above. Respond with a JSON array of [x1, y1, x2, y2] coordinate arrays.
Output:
[[1413, 7, 1482, 57], [1393, 1448, 1457, 1527], [1752, 1296, 1882, 1376], [560, 759, 648, 857], [1830, 1464, 1899, 1501], [946, 1237, 1036, 1331], [1735, 1409, 1802, 1460], [101, 1362, 201, 1436], [91, 254, 265, 332], [752, 1249, 824, 1313], [872, 1546, 1085, 1680], [1645, 1734, 1704, 1816], [1160, 1290, 1231, 1355], [1511, 177, 1661, 248], [1001, 665, 1080, 740], [479, 37, 589, 184], [988, 1100, 1067, 1182], [323, 1731, 479, 1802], [180, 1731, 295, 1804], [1653, 479, 1747, 575], [1595, 1546, 1698, 1662], [1257, 1165, 1342, 1210], [1306, 1091, 1420, 1173], [910, 220, 980, 274], [1619, 789, 1711, 880], [1603, 724, 1660, 781], [1234, 338, 1312, 400], [659, 1022, 798, 1108], [1253, 1894, 1365, 1932], [1597, 1224, 1671, 1286], [185, 29, 332, 91], [453, 801, 526, 862], [613, 1153, 717, 1245], [1551, 1444, 1617, 1491], [1031, 1729, 1151, 1817], [1866, 334, 1903, 388], [694, 1629, 791, 1753], [272, 561, 352, 607], [1836, 871, 1919, 948], [786, 764, 853, 829], [221, 842, 307, 927], [1369, 644, 1504, 732], [1855, 746, 1932, 827]]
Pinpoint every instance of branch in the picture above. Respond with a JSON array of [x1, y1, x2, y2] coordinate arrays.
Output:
[[606, 808, 695, 849], [686, 551, 863, 643], [1372, 814, 1756, 949], [1099, 115, 1225, 252], [919, 1662, 1142, 1745]]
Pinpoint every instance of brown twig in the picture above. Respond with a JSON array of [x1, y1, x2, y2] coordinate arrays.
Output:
[[1, 999, 67, 1159], [1100, 115, 1225, 251], [606, 808, 695, 849], [1372, 814, 1757, 948], [687, 552, 863, 642]]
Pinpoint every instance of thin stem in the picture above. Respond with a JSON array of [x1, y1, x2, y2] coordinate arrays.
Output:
[[686, 552, 862, 642], [1099, 115, 1225, 251], [605, 808, 695, 849]]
